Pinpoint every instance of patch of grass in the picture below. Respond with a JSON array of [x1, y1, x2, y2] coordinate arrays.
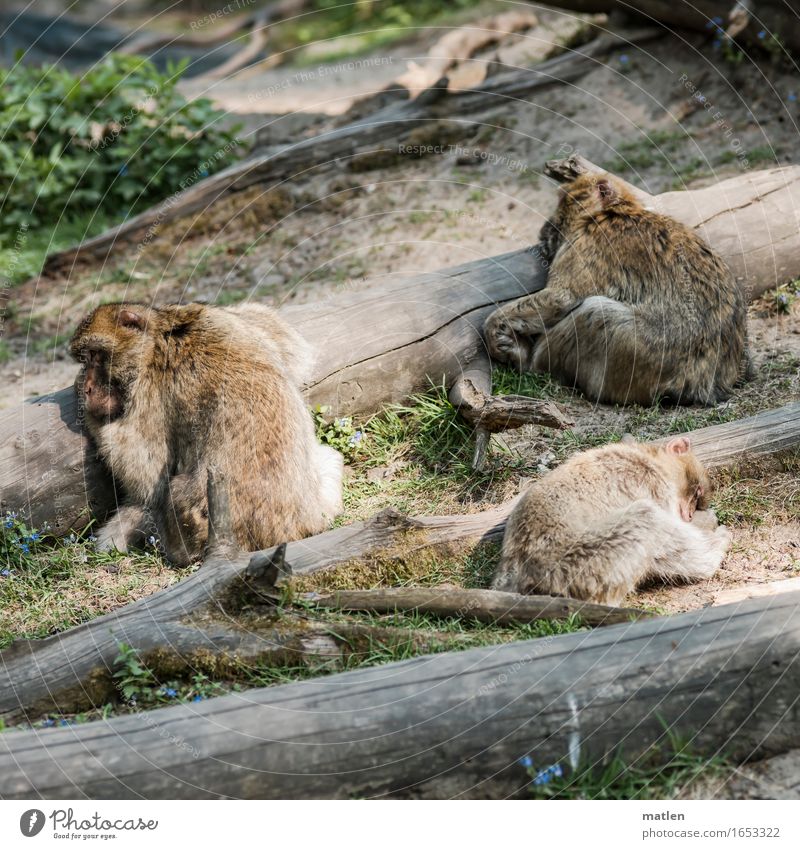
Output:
[[604, 129, 688, 173], [0, 340, 11, 364], [273, 0, 479, 63], [525, 735, 730, 799], [491, 365, 567, 400], [712, 468, 799, 527], [0, 514, 184, 649], [0, 211, 116, 287]]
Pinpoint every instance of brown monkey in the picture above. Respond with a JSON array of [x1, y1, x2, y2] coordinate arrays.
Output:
[[70, 301, 343, 565], [484, 172, 751, 405], [491, 437, 730, 605]]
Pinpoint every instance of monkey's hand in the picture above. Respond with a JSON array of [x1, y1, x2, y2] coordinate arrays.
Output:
[[484, 310, 536, 372], [691, 509, 719, 533]]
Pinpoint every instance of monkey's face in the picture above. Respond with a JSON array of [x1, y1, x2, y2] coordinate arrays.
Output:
[[70, 305, 151, 423], [661, 437, 711, 521], [77, 350, 124, 421]]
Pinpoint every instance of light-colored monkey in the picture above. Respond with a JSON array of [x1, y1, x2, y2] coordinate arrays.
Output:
[[491, 437, 730, 605]]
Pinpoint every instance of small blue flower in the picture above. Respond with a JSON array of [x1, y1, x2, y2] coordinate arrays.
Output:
[[519, 754, 534, 769], [148, 535, 157, 546], [59, 718, 71, 726], [162, 687, 178, 698], [88, 534, 97, 543], [619, 54, 629, 64], [4, 519, 13, 528], [193, 694, 204, 702], [200, 168, 209, 178], [28, 532, 40, 542], [789, 92, 797, 103], [758, 30, 767, 40], [42, 718, 55, 727], [0, 569, 11, 578], [19, 543, 30, 554], [713, 16, 723, 25]]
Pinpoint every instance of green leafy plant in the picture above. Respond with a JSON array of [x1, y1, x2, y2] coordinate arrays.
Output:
[[763, 279, 800, 315], [313, 405, 365, 462], [0, 54, 243, 234], [113, 642, 158, 703]]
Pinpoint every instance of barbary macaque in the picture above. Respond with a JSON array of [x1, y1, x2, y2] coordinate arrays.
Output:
[[491, 437, 730, 605], [484, 172, 751, 405], [70, 301, 343, 565]]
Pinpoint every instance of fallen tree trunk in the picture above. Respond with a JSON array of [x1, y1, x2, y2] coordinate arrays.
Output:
[[2, 402, 798, 723], [4, 155, 800, 532], [302, 586, 646, 626], [2, 589, 799, 799]]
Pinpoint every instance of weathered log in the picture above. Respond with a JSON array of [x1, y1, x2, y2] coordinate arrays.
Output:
[[1, 589, 799, 799], [303, 586, 647, 626], [2, 402, 799, 722], [395, 10, 540, 97], [448, 351, 573, 470], [0, 504, 512, 722]]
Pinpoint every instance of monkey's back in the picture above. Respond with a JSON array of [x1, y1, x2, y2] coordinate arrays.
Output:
[[162, 305, 332, 548], [554, 209, 748, 403], [493, 443, 674, 595]]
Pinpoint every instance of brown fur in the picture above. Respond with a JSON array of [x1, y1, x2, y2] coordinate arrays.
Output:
[[70, 301, 343, 565], [484, 173, 752, 405], [491, 437, 731, 606]]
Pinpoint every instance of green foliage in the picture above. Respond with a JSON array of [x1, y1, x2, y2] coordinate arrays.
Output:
[[0, 54, 243, 234], [368, 381, 474, 473], [524, 734, 728, 799], [113, 642, 158, 702], [277, 0, 478, 57], [113, 643, 227, 706], [762, 278, 800, 315], [313, 405, 365, 462], [491, 365, 566, 399]]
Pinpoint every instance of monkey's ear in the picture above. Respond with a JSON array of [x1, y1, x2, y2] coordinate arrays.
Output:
[[596, 179, 618, 207], [118, 309, 145, 331], [665, 436, 691, 455]]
